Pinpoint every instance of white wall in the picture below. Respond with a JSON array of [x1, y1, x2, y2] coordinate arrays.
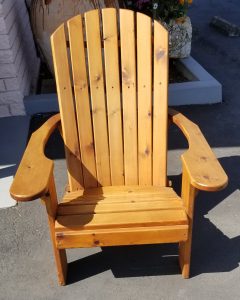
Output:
[[0, 0, 40, 117]]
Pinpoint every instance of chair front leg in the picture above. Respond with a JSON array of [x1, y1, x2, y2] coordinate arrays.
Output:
[[179, 164, 197, 278], [42, 173, 68, 285]]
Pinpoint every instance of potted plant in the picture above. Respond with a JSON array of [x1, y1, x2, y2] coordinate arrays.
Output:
[[124, 0, 193, 58]]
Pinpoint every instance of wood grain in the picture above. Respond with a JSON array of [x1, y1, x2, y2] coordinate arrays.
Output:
[[58, 200, 184, 215], [51, 25, 83, 191], [179, 164, 197, 279], [42, 174, 67, 286], [85, 9, 111, 186], [169, 109, 228, 191], [102, 8, 124, 185], [10, 114, 60, 201], [137, 12, 152, 185], [56, 225, 188, 248], [120, 9, 138, 185], [152, 20, 169, 186], [68, 15, 97, 188]]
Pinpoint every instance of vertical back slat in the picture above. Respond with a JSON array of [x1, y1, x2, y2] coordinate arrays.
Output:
[[68, 15, 97, 188], [102, 8, 124, 185], [120, 9, 138, 185], [153, 21, 169, 186], [51, 25, 83, 190], [137, 13, 152, 185], [85, 10, 111, 186]]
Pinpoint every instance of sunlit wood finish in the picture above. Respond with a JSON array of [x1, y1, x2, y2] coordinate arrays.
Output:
[[10, 9, 228, 285]]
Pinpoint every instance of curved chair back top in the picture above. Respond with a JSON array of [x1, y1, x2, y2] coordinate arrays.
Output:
[[51, 8, 169, 190]]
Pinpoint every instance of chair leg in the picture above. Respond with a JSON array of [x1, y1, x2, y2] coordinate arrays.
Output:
[[51, 244, 68, 285], [179, 221, 193, 278], [179, 165, 197, 279], [42, 173, 68, 285]]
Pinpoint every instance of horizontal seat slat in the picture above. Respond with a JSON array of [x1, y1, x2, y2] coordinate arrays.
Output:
[[55, 210, 188, 231], [61, 186, 179, 204], [58, 200, 184, 215], [60, 195, 179, 205]]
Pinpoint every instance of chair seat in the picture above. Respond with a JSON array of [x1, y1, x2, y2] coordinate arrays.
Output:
[[55, 186, 189, 249]]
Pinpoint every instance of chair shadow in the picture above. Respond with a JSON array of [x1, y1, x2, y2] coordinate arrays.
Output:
[[66, 155, 240, 284]]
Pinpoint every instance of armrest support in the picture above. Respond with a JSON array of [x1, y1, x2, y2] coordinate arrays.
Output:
[[169, 109, 228, 192], [10, 114, 61, 201]]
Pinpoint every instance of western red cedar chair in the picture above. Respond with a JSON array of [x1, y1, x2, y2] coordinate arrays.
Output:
[[10, 8, 228, 285]]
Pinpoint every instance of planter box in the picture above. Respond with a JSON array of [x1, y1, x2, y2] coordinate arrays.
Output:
[[169, 56, 222, 105]]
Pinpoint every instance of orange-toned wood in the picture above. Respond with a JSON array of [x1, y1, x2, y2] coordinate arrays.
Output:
[[120, 9, 138, 185], [56, 209, 188, 232], [56, 225, 188, 249], [10, 114, 60, 201], [152, 20, 169, 186], [58, 200, 184, 215], [169, 109, 228, 191], [51, 25, 83, 191], [102, 8, 124, 186], [85, 10, 111, 186], [137, 12, 152, 185], [11, 9, 229, 285], [179, 164, 197, 279], [61, 186, 179, 204], [42, 174, 67, 286], [68, 15, 97, 188]]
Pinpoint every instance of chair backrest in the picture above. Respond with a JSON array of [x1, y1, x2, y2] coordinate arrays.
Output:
[[51, 8, 169, 191]]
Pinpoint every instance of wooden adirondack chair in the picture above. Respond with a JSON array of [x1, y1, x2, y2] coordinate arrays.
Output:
[[10, 8, 228, 286]]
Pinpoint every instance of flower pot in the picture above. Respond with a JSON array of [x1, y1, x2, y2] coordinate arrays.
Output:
[[164, 16, 192, 58]]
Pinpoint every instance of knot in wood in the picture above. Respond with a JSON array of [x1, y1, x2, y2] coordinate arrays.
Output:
[[86, 142, 94, 151], [145, 147, 150, 156], [156, 48, 165, 60], [122, 68, 132, 85], [95, 74, 101, 82]]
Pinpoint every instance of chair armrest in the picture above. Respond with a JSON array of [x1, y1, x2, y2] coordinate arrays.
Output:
[[169, 109, 228, 192], [10, 114, 61, 201]]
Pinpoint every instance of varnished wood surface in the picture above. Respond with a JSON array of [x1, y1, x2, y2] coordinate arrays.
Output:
[[179, 164, 197, 278], [120, 9, 138, 184], [42, 174, 67, 286], [61, 185, 179, 204], [68, 15, 98, 188], [10, 114, 61, 201], [55, 185, 188, 248], [85, 10, 111, 186], [102, 8, 124, 185], [10, 9, 229, 284], [152, 20, 169, 186], [56, 225, 188, 249], [51, 25, 83, 191], [50, 8, 170, 188], [169, 109, 228, 191]]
